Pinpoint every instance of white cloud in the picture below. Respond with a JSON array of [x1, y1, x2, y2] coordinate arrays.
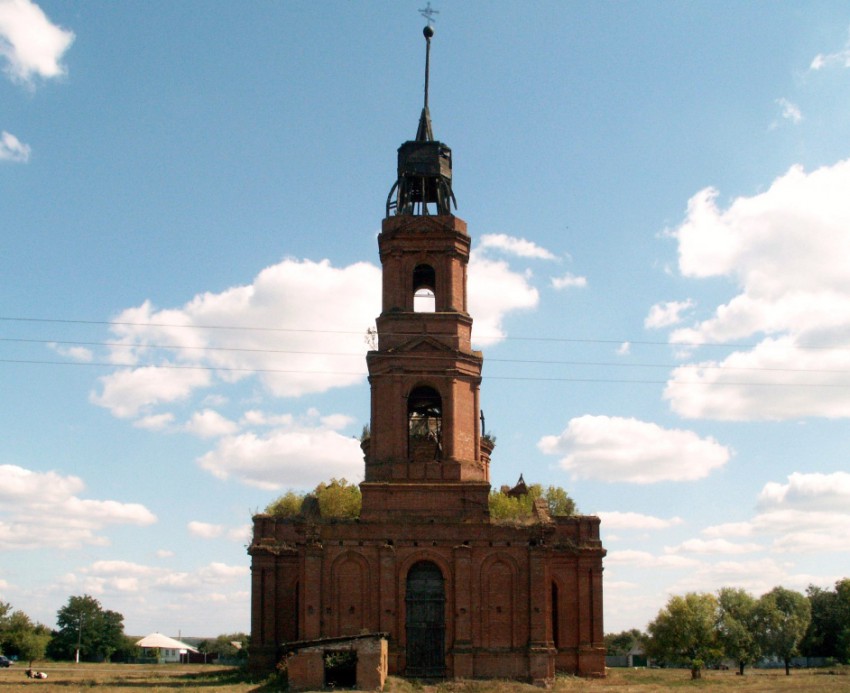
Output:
[[604, 549, 699, 569], [0, 464, 156, 550], [319, 413, 355, 430], [0, 130, 30, 161], [88, 560, 158, 576], [468, 252, 539, 346], [92, 365, 211, 419], [240, 410, 293, 427], [668, 558, 801, 598], [661, 159, 850, 420], [133, 413, 175, 431], [810, 28, 850, 71], [775, 98, 802, 125], [90, 259, 380, 419], [227, 524, 252, 542], [596, 511, 683, 531], [62, 559, 248, 610], [199, 562, 249, 583], [477, 233, 557, 260], [644, 299, 694, 329], [0, 0, 74, 84], [616, 341, 631, 356], [665, 538, 763, 555], [757, 471, 850, 513], [49, 342, 93, 361], [665, 337, 850, 421], [197, 417, 363, 490], [187, 521, 223, 539], [551, 272, 587, 290], [538, 415, 731, 483], [702, 472, 850, 554], [184, 409, 238, 439]]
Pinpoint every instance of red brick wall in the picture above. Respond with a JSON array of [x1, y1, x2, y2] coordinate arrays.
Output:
[[249, 515, 606, 680]]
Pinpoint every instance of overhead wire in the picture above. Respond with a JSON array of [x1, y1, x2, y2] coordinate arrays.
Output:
[[3, 315, 850, 387], [2, 315, 849, 351], [1, 337, 850, 375], [0, 357, 848, 387]]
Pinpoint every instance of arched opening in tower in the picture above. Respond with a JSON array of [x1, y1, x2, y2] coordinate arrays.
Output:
[[407, 385, 442, 461], [413, 263, 436, 312]]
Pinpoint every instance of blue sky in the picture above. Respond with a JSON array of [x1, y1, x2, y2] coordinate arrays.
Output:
[[2, 0, 850, 638]]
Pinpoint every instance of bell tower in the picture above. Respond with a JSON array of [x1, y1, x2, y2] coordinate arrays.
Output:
[[360, 25, 492, 522], [249, 19, 606, 683]]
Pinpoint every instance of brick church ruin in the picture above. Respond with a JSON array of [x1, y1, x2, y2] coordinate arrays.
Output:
[[248, 24, 606, 684]]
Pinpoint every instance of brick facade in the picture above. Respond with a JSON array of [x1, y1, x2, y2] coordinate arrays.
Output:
[[248, 213, 606, 683]]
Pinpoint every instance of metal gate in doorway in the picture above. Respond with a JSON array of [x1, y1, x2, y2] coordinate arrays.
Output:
[[405, 561, 445, 678]]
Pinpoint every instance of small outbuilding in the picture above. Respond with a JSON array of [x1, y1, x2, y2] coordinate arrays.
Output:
[[136, 633, 199, 663]]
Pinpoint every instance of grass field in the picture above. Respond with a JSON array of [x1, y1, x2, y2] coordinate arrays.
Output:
[[0, 663, 847, 692]]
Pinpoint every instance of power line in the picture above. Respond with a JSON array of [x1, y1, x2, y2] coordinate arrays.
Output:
[[1, 358, 848, 388], [3, 337, 850, 375], [3, 315, 848, 351]]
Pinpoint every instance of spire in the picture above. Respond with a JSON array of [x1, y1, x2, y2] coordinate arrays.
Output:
[[416, 107, 434, 142], [386, 19, 456, 217], [415, 24, 434, 142]]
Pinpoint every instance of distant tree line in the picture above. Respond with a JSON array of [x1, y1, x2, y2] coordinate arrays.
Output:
[[1, 595, 249, 668], [1, 595, 132, 666], [605, 578, 850, 679]]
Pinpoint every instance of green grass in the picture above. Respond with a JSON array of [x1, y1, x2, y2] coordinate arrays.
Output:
[[0, 663, 847, 691]]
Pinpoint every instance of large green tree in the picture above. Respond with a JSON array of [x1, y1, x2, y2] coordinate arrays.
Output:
[[49, 595, 125, 662], [646, 592, 721, 679], [755, 586, 811, 675], [837, 579, 850, 663], [802, 579, 850, 663], [802, 584, 841, 659], [716, 587, 761, 675]]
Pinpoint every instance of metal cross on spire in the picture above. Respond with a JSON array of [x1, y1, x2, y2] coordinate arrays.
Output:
[[419, 2, 439, 27]]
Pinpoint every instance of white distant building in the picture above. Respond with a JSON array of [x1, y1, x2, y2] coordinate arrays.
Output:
[[135, 633, 198, 663]]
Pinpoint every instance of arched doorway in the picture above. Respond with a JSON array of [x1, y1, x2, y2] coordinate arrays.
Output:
[[405, 561, 445, 677]]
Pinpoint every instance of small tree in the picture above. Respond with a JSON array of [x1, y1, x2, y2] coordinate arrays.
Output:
[[264, 479, 362, 520], [0, 607, 51, 666], [755, 586, 811, 675], [265, 490, 305, 517], [199, 632, 249, 662], [13, 626, 51, 668], [488, 483, 576, 520], [315, 478, 361, 519], [541, 485, 577, 516], [646, 593, 721, 679], [604, 628, 644, 657], [716, 587, 760, 675]]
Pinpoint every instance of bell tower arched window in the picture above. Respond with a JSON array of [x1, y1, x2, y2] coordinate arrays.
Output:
[[408, 386, 442, 461], [413, 263, 436, 313]]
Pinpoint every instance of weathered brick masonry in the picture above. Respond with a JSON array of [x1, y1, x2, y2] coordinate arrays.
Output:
[[248, 27, 605, 683]]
